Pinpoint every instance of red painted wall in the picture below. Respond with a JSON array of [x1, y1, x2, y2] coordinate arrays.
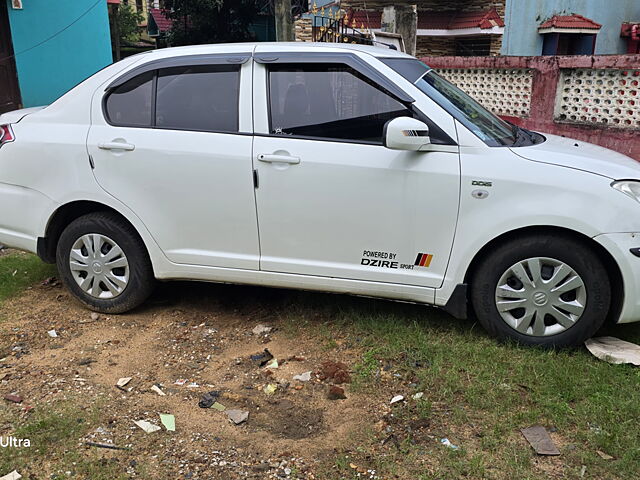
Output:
[[421, 54, 640, 160]]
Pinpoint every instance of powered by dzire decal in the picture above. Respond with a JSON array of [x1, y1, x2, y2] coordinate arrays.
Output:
[[361, 250, 432, 270]]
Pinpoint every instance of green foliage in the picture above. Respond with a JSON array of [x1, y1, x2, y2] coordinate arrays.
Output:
[[116, 4, 145, 43], [351, 348, 379, 390], [163, 0, 261, 45]]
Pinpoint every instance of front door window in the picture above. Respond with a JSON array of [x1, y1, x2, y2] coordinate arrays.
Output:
[[268, 64, 413, 144]]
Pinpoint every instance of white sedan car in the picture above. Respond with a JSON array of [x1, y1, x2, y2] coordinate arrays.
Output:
[[1, 43, 639, 347]]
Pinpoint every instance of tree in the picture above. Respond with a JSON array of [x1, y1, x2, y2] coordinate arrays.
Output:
[[116, 5, 145, 43], [163, 0, 261, 46]]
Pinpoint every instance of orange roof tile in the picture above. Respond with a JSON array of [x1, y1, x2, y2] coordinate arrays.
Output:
[[539, 14, 601, 31], [149, 8, 172, 32]]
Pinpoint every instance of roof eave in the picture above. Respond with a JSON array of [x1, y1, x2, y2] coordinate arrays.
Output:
[[538, 27, 601, 34], [414, 26, 504, 37]]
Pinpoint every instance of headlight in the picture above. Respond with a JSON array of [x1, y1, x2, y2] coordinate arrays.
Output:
[[611, 180, 640, 203]]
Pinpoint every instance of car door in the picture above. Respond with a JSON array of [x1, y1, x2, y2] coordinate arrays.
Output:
[[87, 55, 260, 269], [252, 52, 460, 288]]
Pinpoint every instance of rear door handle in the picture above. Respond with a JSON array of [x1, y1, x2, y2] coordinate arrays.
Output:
[[98, 142, 135, 151], [257, 153, 300, 165]]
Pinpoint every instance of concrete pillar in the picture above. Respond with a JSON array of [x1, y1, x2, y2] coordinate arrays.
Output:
[[381, 5, 417, 56], [275, 0, 294, 42]]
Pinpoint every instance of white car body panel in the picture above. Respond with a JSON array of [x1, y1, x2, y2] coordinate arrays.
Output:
[[252, 134, 460, 287], [1, 42, 640, 326], [251, 47, 463, 288], [510, 133, 640, 179], [437, 145, 640, 308], [87, 59, 260, 269], [0, 106, 47, 124], [594, 232, 640, 323]]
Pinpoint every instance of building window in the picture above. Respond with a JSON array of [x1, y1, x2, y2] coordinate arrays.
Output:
[[454, 37, 491, 56], [542, 33, 596, 55], [538, 14, 601, 56]]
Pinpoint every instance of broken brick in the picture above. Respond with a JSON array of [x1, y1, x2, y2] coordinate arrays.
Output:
[[4, 394, 23, 404], [318, 361, 351, 384], [327, 386, 346, 400]]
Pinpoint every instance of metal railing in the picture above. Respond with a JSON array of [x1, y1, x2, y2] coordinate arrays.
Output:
[[311, 14, 372, 45]]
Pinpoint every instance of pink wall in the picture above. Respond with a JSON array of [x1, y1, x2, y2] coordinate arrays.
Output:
[[421, 54, 640, 160]]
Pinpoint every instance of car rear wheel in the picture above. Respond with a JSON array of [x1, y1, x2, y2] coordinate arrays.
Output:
[[470, 234, 611, 347], [56, 212, 154, 313]]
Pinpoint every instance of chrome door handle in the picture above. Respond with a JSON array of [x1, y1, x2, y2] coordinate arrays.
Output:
[[257, 153, 300, 165], [98, 142, 135, 151]]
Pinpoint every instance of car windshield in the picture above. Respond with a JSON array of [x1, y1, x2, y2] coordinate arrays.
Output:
[[380, 58, 544, 147]]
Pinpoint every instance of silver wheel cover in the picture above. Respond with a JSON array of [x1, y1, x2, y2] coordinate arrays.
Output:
[[69, 234, 130, 299], [495, 257, 586, 337]]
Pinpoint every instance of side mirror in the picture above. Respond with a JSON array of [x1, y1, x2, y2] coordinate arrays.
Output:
[[383, 117, 431, 151]]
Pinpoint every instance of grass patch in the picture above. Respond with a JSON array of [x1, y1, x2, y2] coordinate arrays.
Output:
[[0, 400, 129, 479], [281, 291, 640, 480], [0, 251, 56, 304]]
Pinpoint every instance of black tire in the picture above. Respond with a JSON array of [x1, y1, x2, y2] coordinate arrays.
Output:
[[56, 212, 155, 314], [470, 234, 611, 348]]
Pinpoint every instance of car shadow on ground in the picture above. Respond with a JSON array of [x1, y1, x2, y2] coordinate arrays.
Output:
[[142, 279, 640, 347], [145, 279, 475, 331]]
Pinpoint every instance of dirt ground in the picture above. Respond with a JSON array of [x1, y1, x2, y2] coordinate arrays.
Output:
[[0, 278, 410, 479]]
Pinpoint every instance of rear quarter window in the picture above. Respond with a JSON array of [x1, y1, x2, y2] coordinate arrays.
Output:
[[104, 71, 154, 127]]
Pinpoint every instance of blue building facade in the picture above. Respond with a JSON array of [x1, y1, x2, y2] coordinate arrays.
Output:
[[502, 0, 640, 55], [5, 0, 113, 108]]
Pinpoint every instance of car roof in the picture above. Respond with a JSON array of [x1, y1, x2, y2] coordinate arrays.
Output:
[[136, 42, 414, 60]]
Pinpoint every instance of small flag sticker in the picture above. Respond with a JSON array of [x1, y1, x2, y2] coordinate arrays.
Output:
[[414, 253, 433, 268]]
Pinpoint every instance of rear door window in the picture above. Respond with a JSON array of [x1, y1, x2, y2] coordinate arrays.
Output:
[[156, 65, 240, 133], [105, 64, 240, 133]]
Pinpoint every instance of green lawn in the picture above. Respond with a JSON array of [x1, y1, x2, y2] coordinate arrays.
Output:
[[281, 291, 640, 479]]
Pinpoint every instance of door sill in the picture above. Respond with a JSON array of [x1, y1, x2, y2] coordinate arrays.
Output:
[[157, 262, 436, 305]]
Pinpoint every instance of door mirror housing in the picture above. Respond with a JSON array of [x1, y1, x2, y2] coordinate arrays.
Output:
[[383, 117, 431, 151]]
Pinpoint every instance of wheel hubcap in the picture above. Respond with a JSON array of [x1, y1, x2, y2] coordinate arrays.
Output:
[[69, 234, 129, 299], [494, 257, 586, 337], [532, 291, 548, 306]]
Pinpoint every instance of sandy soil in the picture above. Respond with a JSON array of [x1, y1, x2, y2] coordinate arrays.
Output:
[[0, 277, 572, 480], [0, 279, 394, 479]]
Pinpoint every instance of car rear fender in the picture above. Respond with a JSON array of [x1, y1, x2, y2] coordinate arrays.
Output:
[[0, 106, 47, 125]]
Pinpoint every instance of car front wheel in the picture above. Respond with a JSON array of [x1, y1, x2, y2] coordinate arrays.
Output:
[[470, 234, 611, 347], [56, 212, 155, 313]]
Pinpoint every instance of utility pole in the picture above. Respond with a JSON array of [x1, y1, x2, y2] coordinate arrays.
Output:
[[275, 0, 294, 41], [381, 5, 417, 56]]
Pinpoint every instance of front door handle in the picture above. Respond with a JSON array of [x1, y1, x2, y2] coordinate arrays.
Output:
[[98, 141, 135, 151], [257, 153, 300, 165]]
